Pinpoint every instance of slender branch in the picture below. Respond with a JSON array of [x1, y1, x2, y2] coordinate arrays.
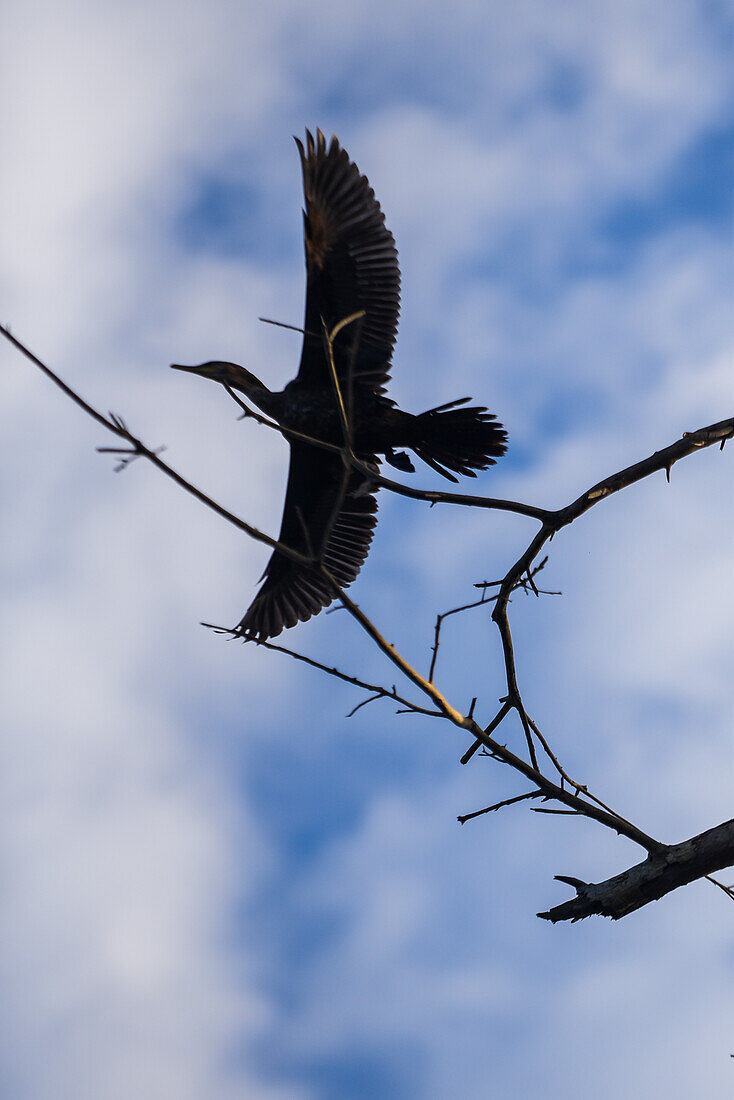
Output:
[[321, 310, 364, 448], [532, 807, 584, 816], [258, 316, 317, 337], [517, 704, 540, 771], [458, 790, 541, 824], [460, 701, 512, 764], [327, 576, 472, 728], [706, 875, 734, 903], [0, 324, 324, 573], [318, 312, 364, 564], [1, 322, 118, 433], [460, 712, 662, 852], [429, 560, 554, 682], [356, 462, 551, 522], [202, 623, 443, 718], [429, 592, 490, 683], [522, 714, 640, 839], [473, 557, 558, 594]]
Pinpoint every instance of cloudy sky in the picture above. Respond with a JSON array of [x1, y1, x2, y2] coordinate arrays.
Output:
[[3, 0, 734, 1096]]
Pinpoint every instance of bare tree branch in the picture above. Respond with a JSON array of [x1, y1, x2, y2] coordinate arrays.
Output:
[[458, 790, 542, 824], [539, 818, 734, 922], [0, 325, 324, 572], [4, 318, 734, 921], [427, 560, 556, 684], [459, 712, 662, 853]]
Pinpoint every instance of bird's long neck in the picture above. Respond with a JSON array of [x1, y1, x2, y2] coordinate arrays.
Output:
[[217, 366, 282, 420], [237, 381, 286, 421]]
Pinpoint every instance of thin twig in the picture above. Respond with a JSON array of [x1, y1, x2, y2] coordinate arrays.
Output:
[[705, 875, 734, 903], [531, 807, 584, 816], [460, 700, 512, 765], [524, 713, 639, 833], [201, 623, 444, 718], [458, 790, 541, 824], [327, 576, 472, 727], [428, 591, 488, 682], [460, 711, 662, 852], [317, 312, 364, 564], [258, 316, 316, 337], [429, 559, 555, 683], [321, 312, 363, 448]]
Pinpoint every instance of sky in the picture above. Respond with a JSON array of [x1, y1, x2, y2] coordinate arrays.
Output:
[[2, 0, 734, 1096]]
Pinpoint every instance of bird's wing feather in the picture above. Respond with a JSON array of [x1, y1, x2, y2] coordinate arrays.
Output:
[[237, 441, 379, 641], [295, 129, 400, 394]]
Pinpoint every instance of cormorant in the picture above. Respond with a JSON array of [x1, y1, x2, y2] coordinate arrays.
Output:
[[172, 129, 507, 641]]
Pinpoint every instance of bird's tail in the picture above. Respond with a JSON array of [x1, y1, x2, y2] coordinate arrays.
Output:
[[410, 398, 507, 482]]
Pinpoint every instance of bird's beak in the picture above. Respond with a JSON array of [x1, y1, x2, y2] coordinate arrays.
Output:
[[170, 362, 200, 375]]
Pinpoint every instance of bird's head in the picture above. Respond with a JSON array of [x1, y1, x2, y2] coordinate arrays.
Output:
[[170, 360, 267, 397]]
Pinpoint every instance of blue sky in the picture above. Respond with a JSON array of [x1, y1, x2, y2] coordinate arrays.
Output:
[[3, 1, 734, 1096]]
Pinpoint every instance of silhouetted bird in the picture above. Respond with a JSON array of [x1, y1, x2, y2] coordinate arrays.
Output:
[[172, 129, 507, 641]]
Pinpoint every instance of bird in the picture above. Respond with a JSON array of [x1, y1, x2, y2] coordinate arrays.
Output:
[[172, 128, 507, 641]]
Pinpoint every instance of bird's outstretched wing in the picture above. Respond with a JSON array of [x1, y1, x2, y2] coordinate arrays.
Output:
[[237, 442, 379, 641], [295, 129, 400, 395]]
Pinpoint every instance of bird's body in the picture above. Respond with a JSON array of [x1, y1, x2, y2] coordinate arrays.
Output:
[[173, 129, 507, 640], [225, 373, 416, 457]]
